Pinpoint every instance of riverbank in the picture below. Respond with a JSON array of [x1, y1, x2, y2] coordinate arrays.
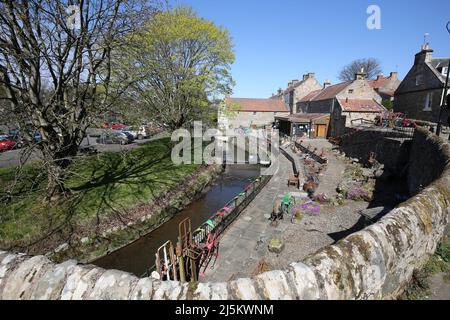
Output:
[[0, 138, 222, 263], [93, 164, 262, 276]]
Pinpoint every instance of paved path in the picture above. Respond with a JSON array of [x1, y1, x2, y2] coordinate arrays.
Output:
[[301, 139, 346, 199], [201, 149, 297, 282], [202, 142, 365, 282]]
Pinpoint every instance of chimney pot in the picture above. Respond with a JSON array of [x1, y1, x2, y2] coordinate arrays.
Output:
[[355, 69, 366, 80]]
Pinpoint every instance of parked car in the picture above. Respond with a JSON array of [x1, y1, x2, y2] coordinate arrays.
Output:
[[7, 129, 41, 145], [108, 123, 128, 130], [121, 130, 135, 142], [0, 136, 18, 151], [96, 131, 131, 145], [122, 125, 148, 140]]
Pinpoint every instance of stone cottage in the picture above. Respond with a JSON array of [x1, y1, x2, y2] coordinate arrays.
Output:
[[368, 72, 401, 102], [297, 70, 385, 136], [218, 97, 289, 131], [271, 73, 323, 114], [394, 43, 449, 124]]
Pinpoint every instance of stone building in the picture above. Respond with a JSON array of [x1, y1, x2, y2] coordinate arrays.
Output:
[[271, 73, 322, 114], [297, 70, 385, 135], [368, 72, 401, 102], [275, 113, 330, 138], [218, 97, 289, 131], [394, 44, 449, 124]]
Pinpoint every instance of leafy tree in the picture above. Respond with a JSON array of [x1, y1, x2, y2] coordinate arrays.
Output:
[[115, 6, 235, 132], [0, 0, 156, 201], [338, 58, 382, 81]]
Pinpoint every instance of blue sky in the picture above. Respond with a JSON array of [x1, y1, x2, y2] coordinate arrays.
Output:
[[172, 0, 450, 98]]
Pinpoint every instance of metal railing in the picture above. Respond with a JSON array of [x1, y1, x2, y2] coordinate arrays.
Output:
[[192, 174, 272, 245]]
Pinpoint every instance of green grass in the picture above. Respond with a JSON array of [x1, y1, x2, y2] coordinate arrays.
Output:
[[0, 138, 201, 249]]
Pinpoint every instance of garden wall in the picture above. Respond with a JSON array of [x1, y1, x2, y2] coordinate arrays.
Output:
[[0, 127, 449, 300]]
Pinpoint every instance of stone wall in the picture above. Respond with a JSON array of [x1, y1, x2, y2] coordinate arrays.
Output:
[[0, 127, 449, 300], [408, 128, 450, 195], [338, 128, 412, 171]]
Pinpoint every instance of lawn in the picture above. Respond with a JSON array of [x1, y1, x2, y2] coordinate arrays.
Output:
[[0, 138, 201, 251]]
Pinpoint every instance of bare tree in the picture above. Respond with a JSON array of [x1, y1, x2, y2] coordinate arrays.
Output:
[[0, 0, 157, 202], [338, 58, 382, 82]]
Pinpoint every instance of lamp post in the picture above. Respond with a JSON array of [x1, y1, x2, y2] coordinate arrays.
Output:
[[436, 21, 450, 137]]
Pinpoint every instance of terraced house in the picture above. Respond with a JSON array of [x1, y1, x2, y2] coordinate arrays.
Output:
[[297, 69, 386, 136], [394, 43, 449, 124], [271, 72, 322, 114], [218, 97, 289, 130]]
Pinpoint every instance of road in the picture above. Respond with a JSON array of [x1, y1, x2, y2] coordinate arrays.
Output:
[[0, 131, 169, 169]]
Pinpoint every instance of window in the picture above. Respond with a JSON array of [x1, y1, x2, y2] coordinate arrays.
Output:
[[274, 112, 277, 115], [443, 67, 448, 77], [348, 89, 354, 94], [415, 75, 423, 86], [253, 112, 256, 115], [423, 92, 432, 111]]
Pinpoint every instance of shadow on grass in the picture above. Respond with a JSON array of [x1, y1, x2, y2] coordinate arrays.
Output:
[[0, 138, 201, 254]]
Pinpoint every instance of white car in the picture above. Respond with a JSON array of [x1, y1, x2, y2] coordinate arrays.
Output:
[[122, 126, 148, 140]]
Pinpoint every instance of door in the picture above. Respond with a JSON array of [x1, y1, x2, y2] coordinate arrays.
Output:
[[316, 124, 327, 138]]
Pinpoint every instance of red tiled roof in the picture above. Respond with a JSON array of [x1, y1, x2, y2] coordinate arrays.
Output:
[[338, 99, 385, 113], [368, 77, 389, 88], [225, 98, 288, 112]]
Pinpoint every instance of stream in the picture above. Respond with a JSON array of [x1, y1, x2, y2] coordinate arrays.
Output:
[[93, 164, 261, 277]]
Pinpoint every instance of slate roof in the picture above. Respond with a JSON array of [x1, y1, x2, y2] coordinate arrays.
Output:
[[430, 58, 450, 70], [224, 98, 288, 112], [299, 89, 322, 102]]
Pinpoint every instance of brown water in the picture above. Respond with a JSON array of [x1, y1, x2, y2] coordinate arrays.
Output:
[[93, 164, 261, 277]]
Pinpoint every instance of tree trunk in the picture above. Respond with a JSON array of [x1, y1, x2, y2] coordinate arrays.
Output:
[[45, 162, 69, 202], [42, 144, 79, 203]]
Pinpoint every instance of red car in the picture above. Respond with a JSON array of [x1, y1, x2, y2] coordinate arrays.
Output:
[[104, 123, 128, 130], [0, 137, 17, 152]]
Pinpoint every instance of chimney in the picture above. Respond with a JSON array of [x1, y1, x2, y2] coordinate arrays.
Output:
[[389, 72, 398, 80], [355, 67, 366, 80], [414, 43, 433, 64], [277, 88, 283, 95], [303, 72, 316, 81], [323, 80, 331, 89], [376, 73, 384, 81]]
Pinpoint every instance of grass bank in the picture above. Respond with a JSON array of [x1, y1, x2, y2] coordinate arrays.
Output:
[[0, 138, 218, 261]]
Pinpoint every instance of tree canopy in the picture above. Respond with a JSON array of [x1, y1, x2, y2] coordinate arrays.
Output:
[[115, 6, 235, 131]]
